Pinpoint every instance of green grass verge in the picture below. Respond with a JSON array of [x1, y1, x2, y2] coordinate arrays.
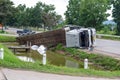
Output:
[[0, 30, 8, 34], [101, 36, 120, 41], [0, 35, 16, 42], [0, 30, 5, 33], [65, 48, 120, 71], [0, 43, 120, 78], [53, 44, 120, 71]]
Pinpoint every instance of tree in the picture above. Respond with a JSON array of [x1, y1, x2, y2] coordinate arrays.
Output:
[[29, 3, 42, 28], [65, 0, 81, 25], [42, 4, 55, 30], [112, 0, 120, 35], [5, 7, 18, 26], [15, 4, 28, 27], [0, 0, 14, 25], [1, 1, 62, 30], [13, 3, 43, 28], [65, 0, 110, 30], [39, 2, 62, 30]]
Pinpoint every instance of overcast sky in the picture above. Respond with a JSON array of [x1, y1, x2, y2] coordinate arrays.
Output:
[[11, 0, 69, 19], [11, 0, 112, 20]]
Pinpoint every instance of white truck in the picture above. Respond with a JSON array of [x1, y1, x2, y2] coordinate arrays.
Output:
[[64, 25, 96, 48]]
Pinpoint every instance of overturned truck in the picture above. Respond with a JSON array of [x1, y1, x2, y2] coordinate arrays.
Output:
[[16, 25, 96, 48]]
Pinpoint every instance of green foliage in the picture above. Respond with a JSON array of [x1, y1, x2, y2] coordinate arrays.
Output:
[[1, 43, 120, 78], [14, 4, 29, 27], [0, 0, 14, 24], [0, 35, 16, 42], [0, 30, 5, 33], [54, 21, 66, 29], [57, 47, 120, 71], [54, 44, 65, 51], [5, 1, 62, 30], [112, 0, 120, 35], [0, 43, 23, 68], [65, 0, 110, 30], [65, 0, 81, 25], [97, 25, 116, 35], [97, 30, 115, 35]]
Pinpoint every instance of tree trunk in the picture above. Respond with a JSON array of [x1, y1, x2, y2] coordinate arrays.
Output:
[[117, 24, 120, 35]]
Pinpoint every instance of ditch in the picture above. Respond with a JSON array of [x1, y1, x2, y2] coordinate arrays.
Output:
[[3, 42, 82, 69]]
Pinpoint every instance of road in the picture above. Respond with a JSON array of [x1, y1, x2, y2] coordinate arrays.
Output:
[[0, 68, 119, 80], [5, 28, 22, 35], [93, 39, 120, 59], [0, 28, 22, 37]]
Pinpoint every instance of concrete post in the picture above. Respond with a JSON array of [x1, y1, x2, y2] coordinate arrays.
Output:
[[43, 53, 46, 65], [84, 58, 88, 69], [0, 48, 4, 59], [26, 41, 29, 47]]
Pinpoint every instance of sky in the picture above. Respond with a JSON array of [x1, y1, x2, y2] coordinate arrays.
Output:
[[10, 0, 113, 20], [106, 5, 113, 20], [107, 11, 113, 20]]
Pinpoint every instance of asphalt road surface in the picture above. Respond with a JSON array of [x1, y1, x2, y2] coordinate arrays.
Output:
[[94, 39, 120, 58], [5, 28, 22, 35], [1, 68, 119, 80]]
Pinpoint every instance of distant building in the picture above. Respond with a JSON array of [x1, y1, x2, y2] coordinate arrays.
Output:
[[103, 20, 116, 25], [102, 20, 116, 31]]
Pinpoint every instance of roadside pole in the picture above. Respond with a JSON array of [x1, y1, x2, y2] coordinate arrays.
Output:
[[0, 48, 4, 59]]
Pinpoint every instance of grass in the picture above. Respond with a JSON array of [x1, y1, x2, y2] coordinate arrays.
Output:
[[53, 44, 120, 71], [0, 35, 120, 78], [0, 30, 5, 33], [101, 36, 120, 41], [0, 35, 16, 42], [0, 30, 8, 34], [0, 43, 120, 78]]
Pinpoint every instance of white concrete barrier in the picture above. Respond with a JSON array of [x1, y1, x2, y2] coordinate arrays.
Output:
[[84, 58, 88, 69], [0, 48, 4, 59], [43, 54, 46, 65]]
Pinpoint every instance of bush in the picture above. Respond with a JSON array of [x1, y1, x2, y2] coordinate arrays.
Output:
[[97, 25, 116, 35]]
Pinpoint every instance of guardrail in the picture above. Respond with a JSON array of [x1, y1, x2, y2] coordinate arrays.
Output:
[[96, 34, 120, 41]]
